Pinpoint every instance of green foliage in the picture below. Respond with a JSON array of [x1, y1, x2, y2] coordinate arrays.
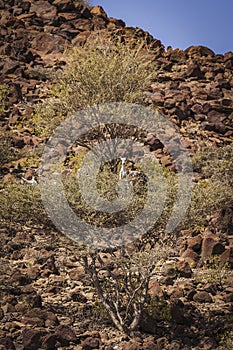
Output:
[[146, 297, 171, 321], [193, 143, 233, 186], [0, 133, 43, 179], [63, 162, 148, 229], [183, 143, 233, 229], [61, 141, 233, 238], [217, 330, 233, 350], [0, 84, 9, 117], [0, 133, 14, 167], [33, 36, 155, 138], [197, 256, 230, 288], [0, 179, 50, 227]]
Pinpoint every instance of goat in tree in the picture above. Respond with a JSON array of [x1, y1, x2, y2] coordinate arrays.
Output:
[[119, 157, 128, 180]]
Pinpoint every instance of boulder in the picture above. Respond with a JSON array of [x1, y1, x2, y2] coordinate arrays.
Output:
[[193, 291, 213, 303], [30, 1, 57, 20], [55, 325, 77, 346], [90, 5, 107, 18], [81, 336, 100, 349], [201, 234, 225, 259], [22, 329, 42, 350], [185, 45, 215, 58]]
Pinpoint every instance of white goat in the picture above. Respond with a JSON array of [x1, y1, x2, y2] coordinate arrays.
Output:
[[119, 157, 128, 180]]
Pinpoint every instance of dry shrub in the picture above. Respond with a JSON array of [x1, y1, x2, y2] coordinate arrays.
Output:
[[33, 36, 155, 138], [0, 83, 8, 117], [186, 143, 233, 227], [0, 179, 50, 227]]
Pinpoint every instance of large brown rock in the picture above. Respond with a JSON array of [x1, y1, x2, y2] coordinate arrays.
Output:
[[193, 291, 213, 303], [187, 235, 202, 252], [186, 64, 205, 79], [201, 233, 225, 259], [55, 325, 77, 346], [30, 32, 67, 54], [42, 334, 57, 350], [221, 247, 233, 267], [30, 1, 57, 20], [22, 329, 42, 350], [181, 248, 199, 265], [185, 45, 215, 58], [81, 336, 100, 349], [0, 337, 16, 350], [176, 260, 192, 278], [52, 0, 76, 12], [90, 5, 107, 18]]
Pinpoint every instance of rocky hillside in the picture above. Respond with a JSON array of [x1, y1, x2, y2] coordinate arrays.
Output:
[[0, 1, 233, 349]]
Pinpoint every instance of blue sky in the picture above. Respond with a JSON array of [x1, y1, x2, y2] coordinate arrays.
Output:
[[91, 0, 233, 54]]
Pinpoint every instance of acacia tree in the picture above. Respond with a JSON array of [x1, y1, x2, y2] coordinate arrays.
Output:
[[33, 35, 155, 156], [82, 246, 171, 334]]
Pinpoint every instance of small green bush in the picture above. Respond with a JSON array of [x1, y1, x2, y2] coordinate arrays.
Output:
[[33, 36, 155, 139], [0, 133, 14, 167], [197, 256, 230, 288], [183, 143, 233, 229], [63, 162, 148, 229], [0, 179, 50, 227], [0, 84, 9, 117], [218, 330, 233, 350], [146, 296, 171, 321]]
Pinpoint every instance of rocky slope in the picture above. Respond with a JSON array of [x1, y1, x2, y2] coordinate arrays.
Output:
[[0, 1, 233, 349]]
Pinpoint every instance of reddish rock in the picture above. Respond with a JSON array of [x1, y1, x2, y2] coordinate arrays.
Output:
[[24, 308, 58, 327], [9, 270, 32, 286], [90, 5, 107, 18], [1, 60, 21, 77], [169, 48, 186, 63], [72, 30, 91, 46], [26, 293, 42, 308], [55, 325, 76, 346], [207, 110, 225, 123], [42, 334, 57, 350], [108, 17, 125, 28], [22, 329, 42, 350], [193, 291, 213, 303], [185, 45, 215, 58], [181, 248, 199, 264], [81, 336, 100, 349], [186, 64, 204, 79], [220, 247, 233, 268], [0, 337, 16, 350], [30, 1, 57, 20], [93, 16, 108, 30], [72, 18, 93, 31], [41, 255, 59, 275], [176, 260, 192, 278], [30, 33, 67, 54], [170, 300, 189, 325], [22, 316, 45, 327], [148, 279, 163, 298], [52, 0, 76, 12], [145, 134, 164, 151], [187, 235, 202, 252], [201, 234, 225, 259]]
